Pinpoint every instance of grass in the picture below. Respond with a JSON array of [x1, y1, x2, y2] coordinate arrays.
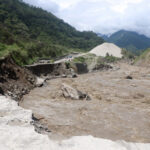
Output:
[[134, 48, 150, 64], [121, 48, 135, 60], [73, 57, 86, 63], [0, 41, 85, 66], [104, 55, 120, 63]]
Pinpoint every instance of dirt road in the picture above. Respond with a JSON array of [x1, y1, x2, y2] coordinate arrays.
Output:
[[54, 53, 87, 64], [20, 63, 150, 142]]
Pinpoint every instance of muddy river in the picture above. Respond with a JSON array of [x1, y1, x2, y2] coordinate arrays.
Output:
[[20, 63, 150, 143]]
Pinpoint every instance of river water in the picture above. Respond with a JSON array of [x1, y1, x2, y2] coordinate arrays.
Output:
[[1, 63, 150, 149]]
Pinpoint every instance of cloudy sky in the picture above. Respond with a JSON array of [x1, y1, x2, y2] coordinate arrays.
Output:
[[23, 0, 150, 37]]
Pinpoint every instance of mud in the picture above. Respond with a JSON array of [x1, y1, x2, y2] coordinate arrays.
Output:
[[0, 56, 36, 100], [20, 63, 150, 143]]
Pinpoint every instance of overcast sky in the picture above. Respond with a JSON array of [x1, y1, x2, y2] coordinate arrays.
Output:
[[23, 0, 150, 37]]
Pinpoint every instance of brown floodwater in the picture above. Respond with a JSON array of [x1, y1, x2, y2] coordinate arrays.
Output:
[[20, 63, 150, 142]]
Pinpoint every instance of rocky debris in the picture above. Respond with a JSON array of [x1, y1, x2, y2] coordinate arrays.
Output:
[[125, 75, 133, 79], [61, 74, 67, 78], [26, 61, 79, 81], [0, 87, 4, 95], [111, 65, 120, 71], [33, 122, 51, 134], [26, 62, 74, 76], [68, 68, 78, 78], [72, 73, 78, 78], [36, 77, 46, 87], [0, 56, 36, 100], [93, 63, 113, 71], [74, 63, 88, 74], [32, 114, 51, 134], [61, 83, 91, 100], [60, 68, 77, 78], [86, 95, 91, 101]]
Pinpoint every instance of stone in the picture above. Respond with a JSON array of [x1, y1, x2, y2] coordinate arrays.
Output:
[[85, 95, 91, 101], [61, 83, 90, 100], [72, 74, 78, 78], [125, 75, 133, 79], [36, 77, 45, 87], [0, 87, 4, 95], [61, 74, 67, 78]]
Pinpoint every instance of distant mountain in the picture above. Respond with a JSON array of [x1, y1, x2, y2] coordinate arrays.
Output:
[[98, 30, 150, 54], [0, 0, 104, 65]]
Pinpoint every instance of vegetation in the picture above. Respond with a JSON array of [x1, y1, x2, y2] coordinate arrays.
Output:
[[73, 56, 86, 63], [101, 30, 150, 54], [121, 48, 135, 60], [0, 0, 104, 65], [134, 48, 150, 64], [104, 53, 120, 63], [72, 52, 120, 65]]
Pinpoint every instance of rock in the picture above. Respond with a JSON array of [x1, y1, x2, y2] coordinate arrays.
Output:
[[32, 114, 51, 134], [61, 74, 67, 78], [32, 114, 44, 121], [0, 87, 4, 95], [112, 66, 120, 71], [72, 74, 78, 78], [125, 75, 133, 79], [36, 77, 45, 87], [26, 76, 35, 84], [61, 83, 90, 100], [85, 95, 91, 101]]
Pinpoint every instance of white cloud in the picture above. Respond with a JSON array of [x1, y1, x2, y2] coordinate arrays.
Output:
[[23, 0, 59, 13], [23, 0, 150, 37]]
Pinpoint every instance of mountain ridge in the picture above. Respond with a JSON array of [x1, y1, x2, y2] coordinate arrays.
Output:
[[98, 30, 150, 54]]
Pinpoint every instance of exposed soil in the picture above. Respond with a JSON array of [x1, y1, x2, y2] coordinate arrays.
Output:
[[20, 63, 150, 143], [0, 56, 36, 100]]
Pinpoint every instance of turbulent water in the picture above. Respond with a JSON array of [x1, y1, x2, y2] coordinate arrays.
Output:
[[0, 96, 150, 150]]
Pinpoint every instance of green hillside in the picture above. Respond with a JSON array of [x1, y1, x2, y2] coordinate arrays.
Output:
[[100, 30, 150, 54], [0, 0, 104, 65], [135, 48, 150, 66]]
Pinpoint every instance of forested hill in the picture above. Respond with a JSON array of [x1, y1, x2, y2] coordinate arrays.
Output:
[[0, 0, 104, 65], [99, 30, 150, 54]]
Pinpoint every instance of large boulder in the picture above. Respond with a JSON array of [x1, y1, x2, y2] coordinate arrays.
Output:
[[61, 83, 91, 100], [36, 77, 46, 87]]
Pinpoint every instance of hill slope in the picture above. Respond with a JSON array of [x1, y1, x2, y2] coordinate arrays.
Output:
[[0, 0, 104, 65], [135, 48, 150, 67], [99, 30, 150, 54]]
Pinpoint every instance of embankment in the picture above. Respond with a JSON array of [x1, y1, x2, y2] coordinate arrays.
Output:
[[0, 56, 36, 100]]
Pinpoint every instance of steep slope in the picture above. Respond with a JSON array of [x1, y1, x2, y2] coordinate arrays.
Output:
[[135, 48, 150, 67], [0, 0, 104, 65], [99, 30, 150, 54], [0, 56, 36, 100]]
